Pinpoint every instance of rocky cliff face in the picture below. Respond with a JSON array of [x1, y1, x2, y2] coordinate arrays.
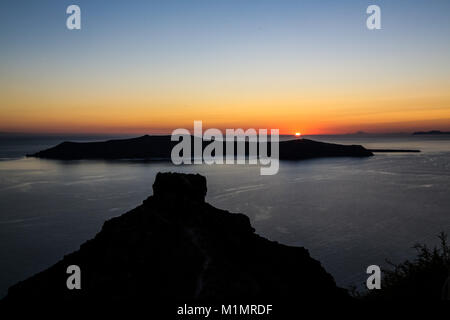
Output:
[[3, 172, 348, 303]]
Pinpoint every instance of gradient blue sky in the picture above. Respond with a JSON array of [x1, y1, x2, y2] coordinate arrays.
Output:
[[1, 0, 450, 134]]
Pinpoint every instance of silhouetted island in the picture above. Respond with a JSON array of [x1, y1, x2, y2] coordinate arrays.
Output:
[[27, 135, 373, 160], [2, 172, 348, 304], [413, 130, 450, 135], [368, 149, 420, 153]]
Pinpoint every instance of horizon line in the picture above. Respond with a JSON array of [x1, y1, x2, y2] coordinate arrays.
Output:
[[1, 130, 445, 136]]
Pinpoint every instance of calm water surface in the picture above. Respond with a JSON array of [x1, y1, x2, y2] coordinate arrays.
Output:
[[0, 134, 449, 296]]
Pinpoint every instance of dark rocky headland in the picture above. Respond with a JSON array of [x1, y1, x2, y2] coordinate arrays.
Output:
[[2, 172, 349, 304], [413, 130, 450, 135], [27, 135, 373, 160]]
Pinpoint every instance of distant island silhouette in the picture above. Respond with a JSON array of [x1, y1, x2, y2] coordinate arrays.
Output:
[[27, 135, 373, 160], [367, 148, 420, 153], [413, 130, 450, 135]]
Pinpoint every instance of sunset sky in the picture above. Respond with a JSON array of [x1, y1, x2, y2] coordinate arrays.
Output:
[[1, 0, 450, 134]]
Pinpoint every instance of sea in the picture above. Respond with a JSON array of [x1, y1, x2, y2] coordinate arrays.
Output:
[[0, 133, 449, 297]]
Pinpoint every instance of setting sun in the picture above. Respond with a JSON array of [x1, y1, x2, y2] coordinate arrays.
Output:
[[295, 132, 302, 137]]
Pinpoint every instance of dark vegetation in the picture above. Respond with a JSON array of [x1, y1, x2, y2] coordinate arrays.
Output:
[[363, 232, 450, 301]]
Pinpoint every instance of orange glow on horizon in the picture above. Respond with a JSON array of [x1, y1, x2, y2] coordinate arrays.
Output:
[[1, 70, 450, 135]]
